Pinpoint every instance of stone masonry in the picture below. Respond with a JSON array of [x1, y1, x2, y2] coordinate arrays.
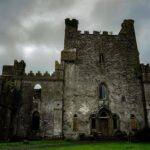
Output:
[[0, 18, 149, 140]]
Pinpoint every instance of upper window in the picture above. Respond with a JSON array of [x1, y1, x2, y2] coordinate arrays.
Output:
[[99, 54, 104, 64], [33, 84, 42, 99], [99, 83, 107, 99]]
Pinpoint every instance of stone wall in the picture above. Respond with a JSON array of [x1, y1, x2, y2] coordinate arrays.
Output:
[[141, 64, 150, 127], [0, 60, 64, 140], [15, 79, 63, 139], [62, 19, 145, 138], [0, 18, 149, 140]]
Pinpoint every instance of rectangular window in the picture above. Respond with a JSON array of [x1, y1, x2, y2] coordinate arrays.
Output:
[[130, 115, 137, 130], [73, 115, 78, 131], [99, 54, 104, 64], [91, 118, 96, 129]]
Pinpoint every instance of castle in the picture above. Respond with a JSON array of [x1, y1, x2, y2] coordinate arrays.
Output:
[[0, 18, 150, 140]]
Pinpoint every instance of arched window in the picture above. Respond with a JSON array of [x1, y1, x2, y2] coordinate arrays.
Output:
[[99, 83, 107, 99], [130, 114, 137, 130], [32, 111, 40, 130], [99, 111, 109, 118], [91, 114, 96, 129], [33, 84, 42, 99], [73, 114, 78, 131]]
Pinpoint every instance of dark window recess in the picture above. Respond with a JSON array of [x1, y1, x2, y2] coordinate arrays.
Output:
[[73, 114, 78, 131], [91, 114, 96, 129], [121, 96, 126, 102], [100, 111, 108, 117], [32, 111, 40, 130], [113, 115, 118, 129], [99, 84, 107, 99], [91, 118, 96, 129], [34, 89, 41, 99], [99, 54, 104, 63]]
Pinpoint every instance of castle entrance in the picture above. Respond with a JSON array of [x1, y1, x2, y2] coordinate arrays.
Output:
[[98, 111, 109, 136]]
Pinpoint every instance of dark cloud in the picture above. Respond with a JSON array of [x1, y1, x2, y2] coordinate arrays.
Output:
[[0, 0, 149, 74]]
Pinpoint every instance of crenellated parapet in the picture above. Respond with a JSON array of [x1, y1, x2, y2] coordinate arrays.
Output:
[[14, 60, 26, 76], [1, 60, 64, 81], [65, 18, 78, 29], [26, 71, 50, 78], [64, 18, 135, 49], [78, 30, 113, 36], [2, 60, 26, 76], [141, 64, 150, 83], [54, 61, 64, 79], [24, 68, 63, 80]]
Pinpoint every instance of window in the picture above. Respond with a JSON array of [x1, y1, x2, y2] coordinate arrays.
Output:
[[130, 114, 137, 130], [32, 111, 40, 130], [33, 84, 42, 99], [113, 114, 118, 129], [99, 83, 107, 99], [73, 114, 78, 131], [99, 54, 104, 64], [99, 111, 109, 118], [121, 96, 126, 102], [91, 114, 96, 129]]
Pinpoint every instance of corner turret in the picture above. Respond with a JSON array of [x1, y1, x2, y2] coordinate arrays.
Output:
[[64, 18, 79, 49], [14, 60, 26, 76], [119, 19, 140, 74], [119, 19, 135, 38]]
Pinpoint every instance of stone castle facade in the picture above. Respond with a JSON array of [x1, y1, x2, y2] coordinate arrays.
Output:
[[0, 18, 150, 140]]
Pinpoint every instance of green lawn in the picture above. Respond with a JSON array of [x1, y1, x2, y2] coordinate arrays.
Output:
[[0, 140, 150, 150], [33, 142, 150, 150], [0, 140, 68, 148]]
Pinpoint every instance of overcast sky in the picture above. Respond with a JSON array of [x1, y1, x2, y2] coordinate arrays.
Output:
[[0, 0, 149, 74]]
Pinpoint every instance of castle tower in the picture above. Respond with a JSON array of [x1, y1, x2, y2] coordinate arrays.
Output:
[[64, 18, 78, 49]]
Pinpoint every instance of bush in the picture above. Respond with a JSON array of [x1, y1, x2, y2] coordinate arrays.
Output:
[[113, 130, 127, 139], [134, 128, 150, 141]]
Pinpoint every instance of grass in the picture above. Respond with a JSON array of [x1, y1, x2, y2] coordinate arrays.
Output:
[[0, 140, 69, 148], [0, 140, 150, 150], [33, 142, 150, 150]]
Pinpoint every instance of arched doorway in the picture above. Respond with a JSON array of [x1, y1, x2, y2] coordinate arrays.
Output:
[[32, 111, 40, 130], [98, 110, 110, 136]]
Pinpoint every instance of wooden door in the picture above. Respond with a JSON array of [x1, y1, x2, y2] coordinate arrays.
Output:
[[99, 118, 109, 136]]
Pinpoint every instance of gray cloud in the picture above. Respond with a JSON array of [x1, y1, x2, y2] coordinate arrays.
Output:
[[0, 0, 149, 74]]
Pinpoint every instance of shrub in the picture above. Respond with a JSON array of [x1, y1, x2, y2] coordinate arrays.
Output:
[[134, 128, 150, 141]]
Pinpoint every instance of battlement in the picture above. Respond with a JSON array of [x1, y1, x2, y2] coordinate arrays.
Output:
[[26, 71, 50, 77], [65, 18, 78, 29], [1, 60, 64, 81], [2, 65, 14, 76], [119, 19, 135, 36], [2, 60, 26, 76], [24, 70, 62, 80], [78, 30, 113, 36], [65, 18, 134, 36], [141, 64, 150, 82], [64, 18, 135, 49], [14, 60, 26, 70]]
